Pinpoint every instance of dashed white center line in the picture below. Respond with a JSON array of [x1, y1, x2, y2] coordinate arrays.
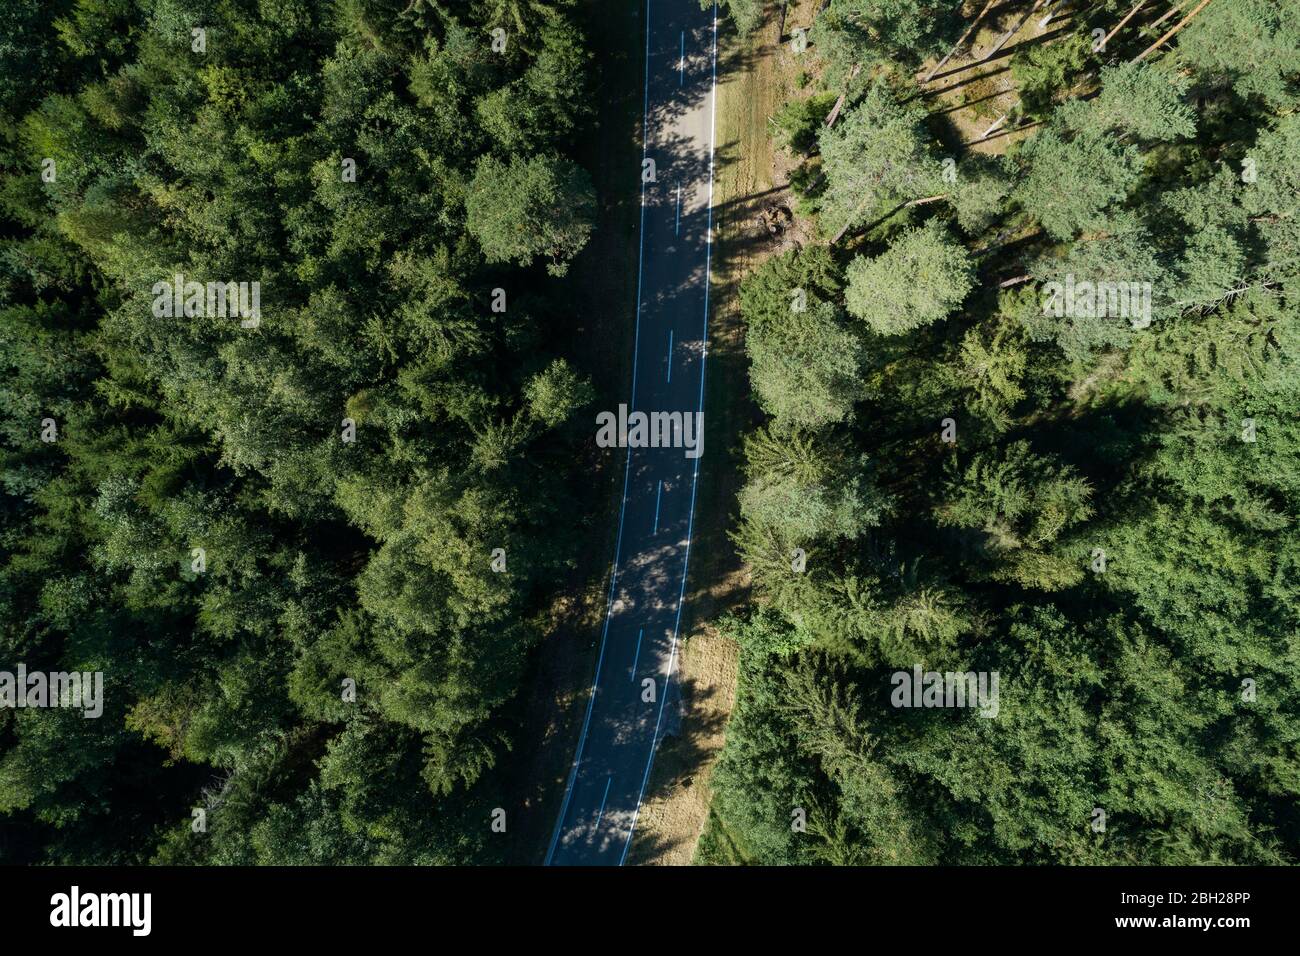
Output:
[[594, 775, 613, 829], [630, 627, 644, 680]]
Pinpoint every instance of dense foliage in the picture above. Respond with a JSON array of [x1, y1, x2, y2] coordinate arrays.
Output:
[[701, 0, 1300, 865], [0, 0, 596, 864]]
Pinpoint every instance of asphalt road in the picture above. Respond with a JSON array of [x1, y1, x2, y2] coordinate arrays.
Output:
[[546, 0, 718, 866]]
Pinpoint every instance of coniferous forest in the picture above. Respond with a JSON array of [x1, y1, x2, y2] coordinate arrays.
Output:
[[2, 0, 598, 864], [701, 0, 1300, 865], [2, 0, 1299, 873]]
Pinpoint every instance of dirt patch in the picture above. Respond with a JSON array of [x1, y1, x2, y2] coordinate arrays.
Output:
[[919, 1, 1077, 154]]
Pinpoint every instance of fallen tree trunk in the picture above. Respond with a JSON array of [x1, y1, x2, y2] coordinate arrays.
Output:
[[1100, 0, 1148, 51], [824, 63, 863, 127], [830, 194, 947, 246], [923, 0, 998, 83], [1132, 0, 1212, 62], [979, 112, 1010, 139], [979, 0, 1046, 63], [1149, 2, 1187, 31]]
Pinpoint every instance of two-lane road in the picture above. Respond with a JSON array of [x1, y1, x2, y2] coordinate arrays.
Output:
[[547, 0, 718, 866]]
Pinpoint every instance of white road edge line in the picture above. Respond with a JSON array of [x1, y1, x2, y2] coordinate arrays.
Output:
[[620, 0, 718, 866], [544, 0, 656, 867]]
